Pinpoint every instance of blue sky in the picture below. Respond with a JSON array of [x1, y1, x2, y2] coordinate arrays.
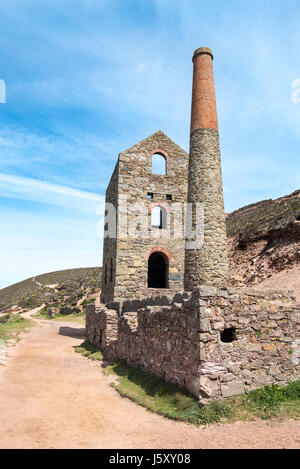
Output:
[[0, 0, 299, 288]]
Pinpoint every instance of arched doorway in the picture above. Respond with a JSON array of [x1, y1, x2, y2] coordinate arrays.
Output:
[[148, 252, 168, 288]]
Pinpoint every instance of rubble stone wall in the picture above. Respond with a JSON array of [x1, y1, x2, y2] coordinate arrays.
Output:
[[189, 286, 300, 402], [86, 287, 300, 404], [101, 162, 119, 303]]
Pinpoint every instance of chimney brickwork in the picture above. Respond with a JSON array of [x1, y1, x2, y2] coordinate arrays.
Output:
[[184, 47, 229, 289]]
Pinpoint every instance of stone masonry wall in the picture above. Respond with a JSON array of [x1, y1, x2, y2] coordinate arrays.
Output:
[[184, 128, 229, 290], [86, 287, 300, 404], [101, 162, 119, 304], [188, 286, 300, 402], [103, 130, 189, 302]]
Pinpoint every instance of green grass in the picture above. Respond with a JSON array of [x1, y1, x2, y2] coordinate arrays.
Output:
[[75, 340, 300, 426], [34, 312, 85, 323], [239, 380, 300, 419], [52, 314, 85, 323], [74, 340, 104, 360], [33, 305, 85, 323], [103, 361, 233, 425], [0, 316, 34, 344], [81, 298, 96, 307]]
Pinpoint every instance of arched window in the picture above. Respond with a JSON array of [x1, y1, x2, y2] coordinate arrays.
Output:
[[148, 252, 168, 288], [152, 153, 166, 175], [151, 205, 167, 229], [110, 257, 113, 282], [104, 263, 107, 285]]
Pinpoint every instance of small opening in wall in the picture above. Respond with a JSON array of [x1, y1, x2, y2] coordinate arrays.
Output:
[[166, 194, 172, 200], [238, 239, 247, 250], [296, 213, 300, 221], [220, 327, 236, 343], [110, 257, 113, 282], [104, 263, 107, 285], [147, 192, 154, 199]]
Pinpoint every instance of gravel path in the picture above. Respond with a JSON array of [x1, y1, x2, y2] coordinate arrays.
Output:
[[0, 318, 299, 449]]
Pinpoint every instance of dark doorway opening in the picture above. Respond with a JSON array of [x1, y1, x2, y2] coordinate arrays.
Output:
[[148, 252, 168, 288]]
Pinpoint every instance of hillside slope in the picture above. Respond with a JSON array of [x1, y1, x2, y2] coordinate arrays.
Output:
[[0, 267, 102, 312], [227, 189, 300, 289]]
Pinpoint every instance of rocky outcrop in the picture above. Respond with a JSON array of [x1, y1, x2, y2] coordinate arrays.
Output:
[[227, 190, 300, 286]]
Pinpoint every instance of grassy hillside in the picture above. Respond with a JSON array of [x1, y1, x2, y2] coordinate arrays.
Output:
[[226, 189, 300, 238], [0, 267, 102, 312]]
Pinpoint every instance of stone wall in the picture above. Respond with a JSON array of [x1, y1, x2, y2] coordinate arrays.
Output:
[[101, 162, 119, 303], [86, 287, 300, 404], [188, 286, 300, 401], [184, 128, 229, 290]]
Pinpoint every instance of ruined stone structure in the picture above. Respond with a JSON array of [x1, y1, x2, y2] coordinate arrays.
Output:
[[87, 47, 299, 403], [101, 131, 188, 304], [86, 288, 299, 404]]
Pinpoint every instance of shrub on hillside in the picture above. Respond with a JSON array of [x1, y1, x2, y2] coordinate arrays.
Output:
[[59, 305, 80, 315], [0, 313, 12, 324]]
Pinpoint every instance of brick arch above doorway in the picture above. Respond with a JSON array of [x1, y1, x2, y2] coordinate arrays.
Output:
[[144, 246, 173, 262]]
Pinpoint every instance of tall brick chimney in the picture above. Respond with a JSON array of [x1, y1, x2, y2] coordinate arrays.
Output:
[[184, 47, 229, 290]]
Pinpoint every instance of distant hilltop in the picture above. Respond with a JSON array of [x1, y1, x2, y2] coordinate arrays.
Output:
[[0, 267, 102, 313]]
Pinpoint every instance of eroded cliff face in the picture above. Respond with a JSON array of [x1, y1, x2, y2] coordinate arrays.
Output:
[[226, 190, 300, 287]]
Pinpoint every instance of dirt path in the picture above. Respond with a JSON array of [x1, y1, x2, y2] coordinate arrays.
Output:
[[0, 319, 299, 449], [21, 304, 45, 319]]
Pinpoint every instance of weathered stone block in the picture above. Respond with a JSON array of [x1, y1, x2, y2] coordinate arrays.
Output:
[[262, 343, 276, 351], [213, 321, 224, 330], [199, 319, 211, 332], [200, 306, 213, 318], [198, 286, 217, 297], [221, 381, 245, 398], [247, 343, 262, 352], [198, 362, 227, 375], [199, 375, 219, 398]]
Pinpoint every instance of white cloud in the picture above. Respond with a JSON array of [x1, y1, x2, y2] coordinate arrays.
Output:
[[0, 173, 103, 201], [0, 172, 105, 213], [0, 125, 121, 193]]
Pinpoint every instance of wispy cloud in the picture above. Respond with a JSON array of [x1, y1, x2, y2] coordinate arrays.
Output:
[[0, 173, 103, 201], [0, 172, 105, 214], [0, 126, 121, 192]]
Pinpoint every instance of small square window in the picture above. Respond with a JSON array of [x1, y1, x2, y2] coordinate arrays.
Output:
[[166, 194, 172, 200], [220, 328, 236, 343], [147, 192, 154, 199]]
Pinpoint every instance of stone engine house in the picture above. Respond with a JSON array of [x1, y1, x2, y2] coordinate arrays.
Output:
[[101, 131, 189, 304], [87, 47, 299, 404]]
